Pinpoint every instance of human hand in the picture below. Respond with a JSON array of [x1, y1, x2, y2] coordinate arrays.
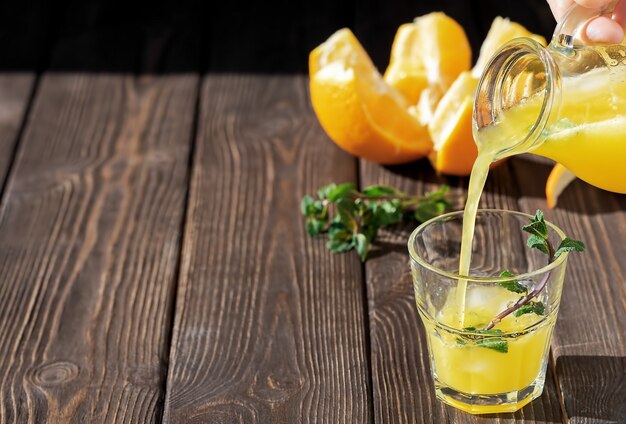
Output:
[[547, 0, 626, 42]]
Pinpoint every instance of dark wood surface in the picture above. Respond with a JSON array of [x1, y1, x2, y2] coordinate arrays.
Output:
[[0, 72, 198, 422], [1, 73, 622, 423], [0, 1, 624, 422], [162, 75, 372, 423]]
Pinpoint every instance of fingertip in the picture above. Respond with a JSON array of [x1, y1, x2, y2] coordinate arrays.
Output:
[[585, 16, 625, 42]]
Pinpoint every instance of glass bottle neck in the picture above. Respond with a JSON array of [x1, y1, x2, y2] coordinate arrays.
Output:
[[473, 38, 561, 158]]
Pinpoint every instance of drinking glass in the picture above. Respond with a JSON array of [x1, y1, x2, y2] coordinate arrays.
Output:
[[408, 209, 569, 414]]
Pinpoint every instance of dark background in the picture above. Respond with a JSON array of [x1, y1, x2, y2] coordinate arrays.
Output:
[[0, 0, 556, 74]]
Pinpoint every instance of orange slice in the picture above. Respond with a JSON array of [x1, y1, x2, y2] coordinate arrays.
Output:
[[384, 12, 471, 121], [383, 23, 429, 105], [309, 29, 432, 164], [427, 17, 547, 175], [546, 163, 576, 208], [427, 71, 478, 175]]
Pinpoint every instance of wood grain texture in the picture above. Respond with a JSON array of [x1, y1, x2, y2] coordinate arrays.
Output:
[[0, 74, 35, 193], [510, 157, 626, 424], [0, 73, 198, 422], [359, 159, 564, 423], [163, 75, 373, 423]]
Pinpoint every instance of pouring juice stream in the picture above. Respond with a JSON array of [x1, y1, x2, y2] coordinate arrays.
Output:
[[457, 60, 626, 325]]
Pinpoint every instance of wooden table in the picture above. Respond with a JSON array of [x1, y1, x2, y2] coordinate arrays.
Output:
[[0, 2, 625, 423], [0, 72, 624, 423]]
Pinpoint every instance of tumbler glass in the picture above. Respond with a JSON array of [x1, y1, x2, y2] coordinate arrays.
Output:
[[408, 209, 569, 414]]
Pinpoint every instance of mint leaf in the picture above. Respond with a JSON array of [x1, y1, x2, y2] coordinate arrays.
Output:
[[327, 221, 350, 239], [554, 238, 586, 258], [527, 234, 549, 254], [514, 301, 545, 317], [301, 196, 325, 218], [459, 328, 508, 353], [336, 198, 358, 233], [306, 218, 325, 236], [361, 185, 400, 197], [354, 233, 369, 262], [375, 200, 403, 226], [497, 270, 528, 294], [317, 183, 336, 200], [414, 200, 447, 223], [301, 195, 315, 216], [326, 238, 354, 253], [477, 338, 508, 353], [522, 210, 548, 239], [327, 183, 356, 202], [428, 185, 450, 199]]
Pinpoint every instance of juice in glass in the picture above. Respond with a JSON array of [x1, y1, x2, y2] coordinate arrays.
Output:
[[409, 210, 568, 414]]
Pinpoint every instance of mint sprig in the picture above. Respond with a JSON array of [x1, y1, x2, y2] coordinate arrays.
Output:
[[460, 210, 585, 353], [301, 183, 450, 261], [482, 210, 585, 332]]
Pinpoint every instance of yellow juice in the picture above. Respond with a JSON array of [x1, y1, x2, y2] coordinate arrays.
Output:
[[424, 286, 557, 414], [479, 66, 626, 194]]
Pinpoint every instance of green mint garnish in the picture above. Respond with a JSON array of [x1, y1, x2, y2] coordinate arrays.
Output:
[[483, 209, 585, 333], [458, 328, 508, 353], [554, 238, 586, 258], [302, 183, 450, 261], [497, 270, 528, 294], [513, 301, 545, 317], [477, 338, 508, 353]]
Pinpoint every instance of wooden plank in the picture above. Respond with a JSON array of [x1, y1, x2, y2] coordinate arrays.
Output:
[[163, 75, 373, 423], [360, 159, 564, 423], [510, 157, 626, 424], [0, 72, 198, 421], [0, 74, 34, 193]]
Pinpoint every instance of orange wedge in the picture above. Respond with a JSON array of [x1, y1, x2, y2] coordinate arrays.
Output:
[[427, 71, 478, 175], [427, 17, 547, 175], [546, 163, 576, 208], [309, 29, 432, 164], [384, 12, 471, 122], [383, 23, 429, 105]]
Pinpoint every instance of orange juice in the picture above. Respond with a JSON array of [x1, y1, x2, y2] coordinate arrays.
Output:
[[477, 65, 626, 194], [423, 286, 557, 414]]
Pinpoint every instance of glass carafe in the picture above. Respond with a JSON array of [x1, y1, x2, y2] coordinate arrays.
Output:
[[474, 1, 626, 194]]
